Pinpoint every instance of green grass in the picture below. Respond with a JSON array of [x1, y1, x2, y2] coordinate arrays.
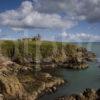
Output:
[[0, 39, 84, 65]]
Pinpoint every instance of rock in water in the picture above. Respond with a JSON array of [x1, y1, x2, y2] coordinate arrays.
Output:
[[57, 88, 100, 100]]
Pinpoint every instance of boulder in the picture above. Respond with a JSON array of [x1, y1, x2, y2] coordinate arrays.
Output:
[[0, 94, 3, 100]]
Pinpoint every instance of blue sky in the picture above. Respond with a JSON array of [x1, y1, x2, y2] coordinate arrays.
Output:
[[0, 0, 100, 42]]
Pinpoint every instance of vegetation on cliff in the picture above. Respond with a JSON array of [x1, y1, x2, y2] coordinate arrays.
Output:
[[0, 40, 96, 69], [0, 39, 96, 100]]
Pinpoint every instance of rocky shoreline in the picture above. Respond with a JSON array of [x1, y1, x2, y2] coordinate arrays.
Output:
[[39, 48, 96, 70], [0, 56, 65, 100], [57, 88, 100, 100], [0, 43, 96, 100]]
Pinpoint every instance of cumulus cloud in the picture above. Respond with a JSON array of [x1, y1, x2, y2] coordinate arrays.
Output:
[[0, 1, 76, 30], [55, 32, 100, 42], [0, 0, 99, 31], [34, 0, 100, 22]]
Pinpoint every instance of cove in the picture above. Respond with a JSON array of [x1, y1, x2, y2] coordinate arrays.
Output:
[[40, 42, 100, 100]]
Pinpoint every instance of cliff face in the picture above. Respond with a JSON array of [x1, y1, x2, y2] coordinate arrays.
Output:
[[0, 56, 25, 100], [0, 74, 25, 100], [0, 41, 96, 100], [51, 45, 96, 69], [0, 56, 64, 100]]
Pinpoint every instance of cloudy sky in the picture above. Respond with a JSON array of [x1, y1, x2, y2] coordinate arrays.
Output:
[[0, 0, 100, 42]]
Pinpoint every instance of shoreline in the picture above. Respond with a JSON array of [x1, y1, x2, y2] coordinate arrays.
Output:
[[0, 52, 96, 100], [57, 88, 100, 100], [0, 62, 65, 100], [0, 41, 97, 100]]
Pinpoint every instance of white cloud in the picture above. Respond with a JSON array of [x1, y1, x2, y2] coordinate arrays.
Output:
[[33, 0, 100, 22], [0, 1, 76, 30], [61, 32, 68, 37], [11, 27, 24, 31], [0, 0, 100, 32], [55, 32, 100, 42]]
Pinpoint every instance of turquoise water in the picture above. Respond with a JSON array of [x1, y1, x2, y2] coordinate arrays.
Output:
[[40, 42, 100, 100]]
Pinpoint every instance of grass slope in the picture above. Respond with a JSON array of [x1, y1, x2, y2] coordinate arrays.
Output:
[[0, 40, 88, 66]]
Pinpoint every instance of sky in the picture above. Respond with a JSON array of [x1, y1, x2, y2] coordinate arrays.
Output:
[[0, 0, 100, 42]]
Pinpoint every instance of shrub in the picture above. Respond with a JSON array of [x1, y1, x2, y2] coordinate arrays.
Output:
[[1, 41, 15, 59]]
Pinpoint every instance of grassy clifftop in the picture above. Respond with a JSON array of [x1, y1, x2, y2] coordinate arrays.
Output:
[[0, 40, 96, 69]]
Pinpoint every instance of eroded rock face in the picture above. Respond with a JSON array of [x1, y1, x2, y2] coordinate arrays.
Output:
[[0, 55, 65, 100], [0, 73, 25, 100], [57, 88, 100, 100], [59, 47, 96, 70]]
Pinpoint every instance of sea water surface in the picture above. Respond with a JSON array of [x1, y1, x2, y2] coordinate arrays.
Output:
[[40, 42, 100, 100]]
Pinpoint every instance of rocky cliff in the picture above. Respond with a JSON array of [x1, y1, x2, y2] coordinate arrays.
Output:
[[0, 42, 96, 100], [0, 56, 64, 100]]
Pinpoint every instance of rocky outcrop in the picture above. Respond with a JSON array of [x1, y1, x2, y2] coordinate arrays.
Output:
[[0, 59, 26, 100], [0, 55, 15, 67], [39, 46, 96, 70], [0, 75, 25, 100], [57, 88, 100, 100], [57, 47, 96, 70], [0, 56, 65, 100]]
